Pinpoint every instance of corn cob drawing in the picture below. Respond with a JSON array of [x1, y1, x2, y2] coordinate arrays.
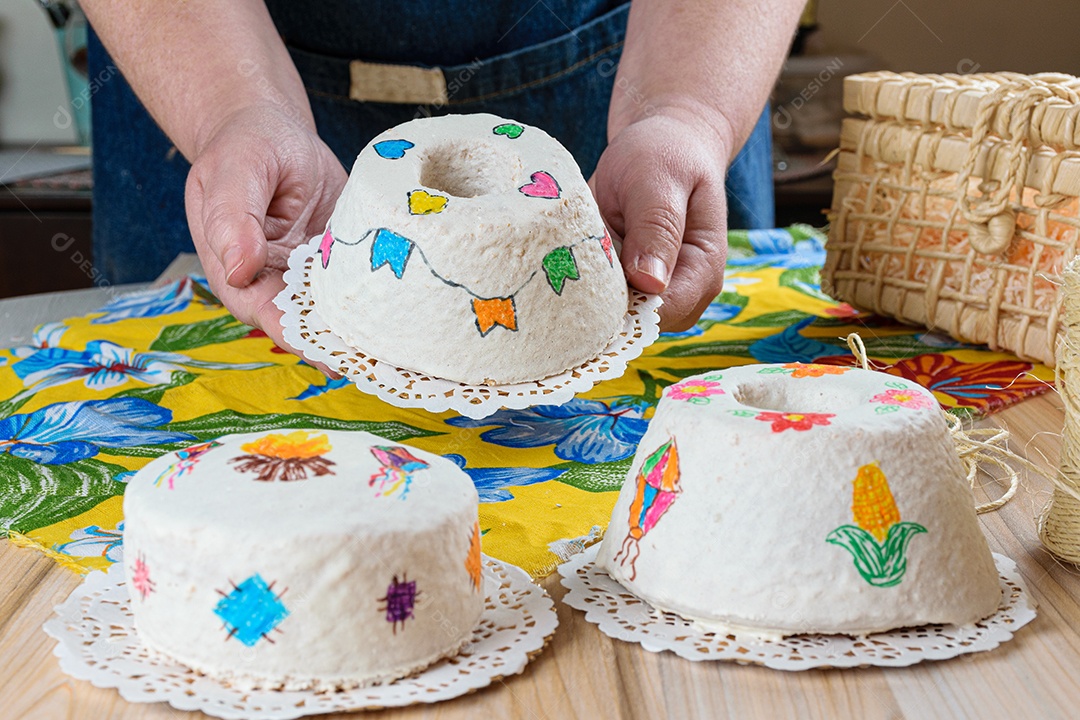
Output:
[[851, 462, 902, 542], [826, 462, 926, 587]]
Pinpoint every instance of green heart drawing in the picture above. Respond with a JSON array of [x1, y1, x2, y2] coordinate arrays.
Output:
[[493, 123, 524, 139]]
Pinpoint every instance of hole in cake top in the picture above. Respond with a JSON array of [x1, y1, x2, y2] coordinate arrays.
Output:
[[732, 377, 864, 414], [419, 141, 523, 198]]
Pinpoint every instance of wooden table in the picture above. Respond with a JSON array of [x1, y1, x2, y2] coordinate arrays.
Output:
[[2, 264, 1079, 719]]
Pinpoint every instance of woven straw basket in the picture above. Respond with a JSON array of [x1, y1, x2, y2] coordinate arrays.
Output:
[[824, 71, 1080, 366]]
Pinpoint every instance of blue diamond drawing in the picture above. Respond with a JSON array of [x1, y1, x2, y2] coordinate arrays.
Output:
[[214, 574, 289, 646]]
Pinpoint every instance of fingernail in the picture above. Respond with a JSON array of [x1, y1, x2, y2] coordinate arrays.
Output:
[[634, 255, 670, 289], [223, 246, 243, 284]]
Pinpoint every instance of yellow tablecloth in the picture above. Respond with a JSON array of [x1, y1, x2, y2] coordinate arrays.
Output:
[[0, 226, 1053, 577]]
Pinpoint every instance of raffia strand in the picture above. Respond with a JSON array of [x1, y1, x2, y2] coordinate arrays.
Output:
[[1039, 260, 1080, 563], [844, 333, 1048, 515]]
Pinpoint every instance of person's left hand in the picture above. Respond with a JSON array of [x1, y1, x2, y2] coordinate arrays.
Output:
[[590, 110, 730, 332]]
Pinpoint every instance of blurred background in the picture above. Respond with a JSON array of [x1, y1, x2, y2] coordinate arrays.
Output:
[[0, 0, 1079, 297]]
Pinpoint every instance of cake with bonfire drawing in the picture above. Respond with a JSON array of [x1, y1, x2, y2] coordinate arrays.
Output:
[[596, 362, 1002, 637], [309, 112, 628, 385], [123, 429, 484, 689]]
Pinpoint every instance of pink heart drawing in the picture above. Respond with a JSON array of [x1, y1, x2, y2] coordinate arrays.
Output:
[[319, 228, 334, 269], [519, 171, 561, 199]]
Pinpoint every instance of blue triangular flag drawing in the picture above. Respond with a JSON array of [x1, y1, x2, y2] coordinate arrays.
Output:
[[370, 229, 414, 279]]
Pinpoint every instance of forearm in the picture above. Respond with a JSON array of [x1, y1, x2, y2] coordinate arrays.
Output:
[[81, 0, 313, 159], [611, 0, 805, 155]]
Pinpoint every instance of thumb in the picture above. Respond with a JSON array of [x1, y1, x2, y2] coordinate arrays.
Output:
[[597, 175, 688, 296], [185, 151, 271, 289]]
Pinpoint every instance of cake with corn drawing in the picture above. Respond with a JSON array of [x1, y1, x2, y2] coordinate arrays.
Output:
[[595, 362, 1002, 637], [123, 429, 484, 689], [309, 113, 628, 385]]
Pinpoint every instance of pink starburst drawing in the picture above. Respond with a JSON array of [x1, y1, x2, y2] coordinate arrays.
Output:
[[131, 553, 155, 600]]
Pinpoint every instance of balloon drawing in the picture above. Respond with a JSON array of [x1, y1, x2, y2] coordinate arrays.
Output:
[[614, 437, 682, 580], [369, 445, 430, 499]]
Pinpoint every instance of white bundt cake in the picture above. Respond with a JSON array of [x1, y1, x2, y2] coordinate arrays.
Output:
[[309, 113, 628, 385], [596, 362, 1002, 637], [123, 430, 483, 689]]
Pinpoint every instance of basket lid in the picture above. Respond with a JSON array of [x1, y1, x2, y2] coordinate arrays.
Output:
[[843, 71, 1080, 150]]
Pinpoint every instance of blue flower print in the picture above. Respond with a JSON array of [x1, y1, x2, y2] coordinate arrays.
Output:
[[727, 228, 826, 269], [659, 298, 746, 341], [54, 522, 125, 563], [91, 276, 211, 324], [289, 376, 351, 401], [10, 322, 68, 359], [0, 398, 195, 465], [446, 398, 649, 464], [12, 340, 269, 391], [444, 454, 565, 503], [749, 316, 845, 364], [914, 331, 980, 350]]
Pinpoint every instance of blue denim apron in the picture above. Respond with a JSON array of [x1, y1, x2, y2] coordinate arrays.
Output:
[[88, 1, 773, 283]]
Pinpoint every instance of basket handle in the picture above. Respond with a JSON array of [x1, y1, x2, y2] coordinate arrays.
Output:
[[954, 78, 1079, 254]]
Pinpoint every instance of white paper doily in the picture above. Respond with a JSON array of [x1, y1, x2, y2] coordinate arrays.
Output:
[[274, 235, 662, 419], [559, 545, 1036, 670], [44, 556, 557, 719]]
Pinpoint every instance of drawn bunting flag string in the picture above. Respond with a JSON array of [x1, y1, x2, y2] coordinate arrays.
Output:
[[473, 297, 518, 336], [370, 229, 414, 279], [542, 247, 580, 295], [322, 225, 611, 336]]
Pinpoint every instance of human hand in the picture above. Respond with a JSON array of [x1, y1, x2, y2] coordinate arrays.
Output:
[[184, 104, 348, 365], [590, 110, 730, 332]]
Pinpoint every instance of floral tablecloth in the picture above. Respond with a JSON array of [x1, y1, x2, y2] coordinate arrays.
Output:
[[0, 226, 1053, 578]]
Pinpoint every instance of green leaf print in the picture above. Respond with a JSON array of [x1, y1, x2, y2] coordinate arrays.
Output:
[[0, 388, 37, 420], [167, 410, 443, 443], [656, 339, 755, 359], [778, 266, 831, 301], [112, 370, 197, 404], [554, 457, 634, 493], [0, 455, 127, 536], [732, 309, 815, 328], [149, 315, 254, 352]]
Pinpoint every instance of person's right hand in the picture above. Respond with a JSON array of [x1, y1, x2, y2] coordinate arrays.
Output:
[[184, 103, 348, 359]]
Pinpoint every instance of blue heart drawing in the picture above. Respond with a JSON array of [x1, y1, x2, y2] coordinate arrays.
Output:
[[373, 139, 414, 159]]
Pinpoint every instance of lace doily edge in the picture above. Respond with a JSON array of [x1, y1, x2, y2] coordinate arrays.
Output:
[[274, 238, 662, 420], [43, 557, 558, 714], [558, 548, 1037, 670]]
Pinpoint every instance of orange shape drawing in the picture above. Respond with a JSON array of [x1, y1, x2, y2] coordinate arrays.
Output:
[[465, 522, 482, 591], [784, 362, 851, 379], [472, 297, 518, 336]]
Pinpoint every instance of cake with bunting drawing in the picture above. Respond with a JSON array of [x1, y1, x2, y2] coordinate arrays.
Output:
[[123, 430, 484, 690], [595, 363, 1002, 637], [309, 113, 628, 385]]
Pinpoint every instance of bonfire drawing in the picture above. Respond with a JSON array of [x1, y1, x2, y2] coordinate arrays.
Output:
[[229, 431, 335, 482]]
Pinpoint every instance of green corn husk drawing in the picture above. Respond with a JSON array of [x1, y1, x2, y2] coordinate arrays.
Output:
[[826, 462, 927, 587]]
